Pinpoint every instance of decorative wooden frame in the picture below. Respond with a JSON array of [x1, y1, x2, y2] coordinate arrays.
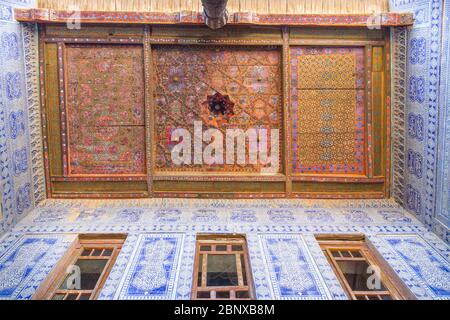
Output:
[[15, 9, 413, 27], [33, 234, 126, 300], [149, 43, 286, 175], [38, 23, 393, 199], [63, 44, 146, 179], [192, 234, 255, 300], [40, 26, 149, 198], [317, 234, 415, 300]]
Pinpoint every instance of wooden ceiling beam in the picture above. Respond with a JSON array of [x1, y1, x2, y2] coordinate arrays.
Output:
[[14, 8, 414, 27]]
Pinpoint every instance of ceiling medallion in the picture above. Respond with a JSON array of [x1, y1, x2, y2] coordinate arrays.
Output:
[[202, 92, 235, 127]]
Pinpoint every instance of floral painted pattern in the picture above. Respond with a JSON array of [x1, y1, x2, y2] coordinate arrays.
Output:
[[66, 44, 146, 175]]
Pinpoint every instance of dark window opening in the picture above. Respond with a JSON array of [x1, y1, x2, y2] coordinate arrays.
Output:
[[34, 234, 126, 300], [192, 234, 255, 300], [317, 234, 415, 300]]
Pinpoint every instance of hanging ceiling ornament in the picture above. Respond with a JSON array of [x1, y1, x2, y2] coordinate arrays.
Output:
[[202, 0, 229, 29]]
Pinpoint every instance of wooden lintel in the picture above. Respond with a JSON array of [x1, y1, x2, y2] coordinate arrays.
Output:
[[14, 8, 414, 27]]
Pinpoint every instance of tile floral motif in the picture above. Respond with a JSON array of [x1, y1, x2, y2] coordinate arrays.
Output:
[[174, 233, 196, 299], [408, 113, 424, 141], [407, 149, 423, 178], [15, 183, 31, 214], [154, 209, 182, 223], [1, 32, 19, 60], [0, 4, 13, 21], [33, 208, 67, 223], [17, 198, 428, 233], [0, 237, 53, 298], [97, 234, 140, 300], [114, 209, 143, 223], [0, 91, 15, 232], [260, 234, 331, 299], [22, 22, 45, 206], [408, 76, 425, 103], [267, 209, 296, 223], [305, 209, 334, 223], [0, 234, 72, 300], [246, 233, 274, 299], [344, 210, 373, 223], [76, 208, 108, 222], [302, 234, 347, 299], [5, 72, 22, 100], [113, 234, 183, 300], [230, 209, 258, 223], [12, 147, 28, 175], [376, 234, 450, 299], [409, 37, 426, 65], [368, 234, 434, 299], [8, 110, 25, 139], [406, 184, 422, 215], [378, 210, 412, 223], [191, 209, 219, 223]]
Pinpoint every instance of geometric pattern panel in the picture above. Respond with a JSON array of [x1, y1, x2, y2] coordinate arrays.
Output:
[[291, 47, 365, 174], [153, 45, 282, 173], [66, 44, 146, 175], [110, 234, 183, 300], [260, 234, 334, 299]]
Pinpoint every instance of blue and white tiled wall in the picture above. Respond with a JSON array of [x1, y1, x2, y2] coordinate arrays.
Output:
[[435, 0, 450, 243], [390, 0, 450, 243], [0, 199, 449, 300], [0, 0, 44, 235], [0, 0, 446, 244], [0, 0, 448, 244]]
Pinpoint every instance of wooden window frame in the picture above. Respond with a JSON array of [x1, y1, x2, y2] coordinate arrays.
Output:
[[192, 234, 255, 300], [33, 234, 126, 300], [317, 234, 415, 300]]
